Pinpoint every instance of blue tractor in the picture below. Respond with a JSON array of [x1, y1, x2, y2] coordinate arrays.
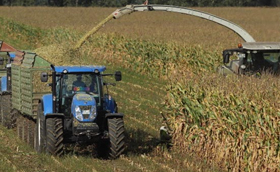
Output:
[[37, 65, 125, 158], [0, 42, 125, 159]]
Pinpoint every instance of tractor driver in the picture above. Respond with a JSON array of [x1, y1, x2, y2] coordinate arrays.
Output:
[[252, 52, 272, 72], [89, 76, 97, 93], [73, 74, 86, 88]]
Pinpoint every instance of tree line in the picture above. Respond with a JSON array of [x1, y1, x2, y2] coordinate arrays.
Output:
[[0, 0, 279, 7]]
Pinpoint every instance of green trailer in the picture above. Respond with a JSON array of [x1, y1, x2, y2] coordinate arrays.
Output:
[[0, 52, 52, 147], [11, 53, 52, 118], [0, 40, 24, 126]]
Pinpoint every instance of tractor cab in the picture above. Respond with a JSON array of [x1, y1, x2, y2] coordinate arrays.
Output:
[[218, 42, 280, 75], [40, 65, 122, 140]]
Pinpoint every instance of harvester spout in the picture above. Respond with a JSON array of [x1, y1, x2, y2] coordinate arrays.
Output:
[[111, 4, 256, 42], [112, 5, 135, 19]]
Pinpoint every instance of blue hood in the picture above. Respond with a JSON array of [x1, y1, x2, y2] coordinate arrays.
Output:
[[71, 93, 97, 122]]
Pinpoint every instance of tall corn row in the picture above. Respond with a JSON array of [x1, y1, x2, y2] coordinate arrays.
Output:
[[82, 34, 220, 80], [165, 74, 280, 171]]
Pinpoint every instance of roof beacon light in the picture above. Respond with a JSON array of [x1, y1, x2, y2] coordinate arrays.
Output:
[[238, 43, 243, 48], [94, 69, 99, 73]]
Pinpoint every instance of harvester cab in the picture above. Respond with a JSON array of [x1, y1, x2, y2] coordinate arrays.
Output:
[[218, 42, 280, 76]]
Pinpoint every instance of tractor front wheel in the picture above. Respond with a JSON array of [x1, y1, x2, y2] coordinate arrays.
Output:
[[107, 118, 125, 159]]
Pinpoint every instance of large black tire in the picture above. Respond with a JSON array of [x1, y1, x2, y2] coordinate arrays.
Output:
[[0, 96, 2, 124], [1, 94, 11, 128], [46, 117, 64, 156], [22, 118, 28, 142], [35, 103, 45, 153], [16, 115, 23, 140], [9, 109, 18, 129], [106, 118, 125, 159], [27, 119, 35, 148]]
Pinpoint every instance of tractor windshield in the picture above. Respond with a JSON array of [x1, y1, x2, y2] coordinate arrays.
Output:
[[56, 73, 101, 115], [246, 50, 280, 74], [224, 50, 280, 75]]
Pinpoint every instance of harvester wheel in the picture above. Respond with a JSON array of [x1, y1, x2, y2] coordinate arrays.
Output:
[[106, 118, 125, 159], [35, 103, 45, 153], [46, 117, 64, 156]]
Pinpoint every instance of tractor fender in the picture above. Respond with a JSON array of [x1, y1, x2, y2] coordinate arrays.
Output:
[[105, 113, 124, 119], [42, 94, 53, 116], [1, 76, 7, 92], [41, 95, 64, 118]]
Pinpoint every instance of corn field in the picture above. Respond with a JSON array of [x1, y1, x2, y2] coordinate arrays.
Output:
[[0, 6, 280, 171], [165, 74, 280, 171]]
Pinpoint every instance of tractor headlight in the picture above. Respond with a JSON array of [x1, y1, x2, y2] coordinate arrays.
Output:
[[90, 106, 97, 120], [240, 65, 246, 69], [75, 106, 83, 121]]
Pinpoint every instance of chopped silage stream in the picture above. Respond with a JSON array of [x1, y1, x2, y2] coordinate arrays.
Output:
[[34, 43, 79, 65], [34, 13, 114, 65]]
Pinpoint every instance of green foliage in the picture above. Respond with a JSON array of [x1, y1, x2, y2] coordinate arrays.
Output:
[[0, 17, 41, 49], [83, 34, 220, 79], [164, 73, 280, 171]]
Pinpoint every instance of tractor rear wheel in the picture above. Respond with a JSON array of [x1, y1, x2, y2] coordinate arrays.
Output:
[[107, 118, 125, 159], [46, 117, 64, 156]]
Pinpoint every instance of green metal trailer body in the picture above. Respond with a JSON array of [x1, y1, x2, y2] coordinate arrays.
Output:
[[11, 53, 52, 118]]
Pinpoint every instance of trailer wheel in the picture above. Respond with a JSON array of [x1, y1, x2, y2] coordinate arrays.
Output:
[[1, 95, 11, 128], [35, 103, 45, 153], [27, 119, 35, 148], [9, 109, 18, 129], [46, 117, 64, 156], [16, 114, 23, 140], [22, 118, 28, 142], [106, 118, 125, 159], [0, 96, 2, 124]]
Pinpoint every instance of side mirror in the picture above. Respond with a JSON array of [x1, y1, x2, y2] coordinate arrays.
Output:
[[115, 71, 122, 81], [41, 72, 48, 82], [0, 57, 4, 65], [223, 53, 230, 64]]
